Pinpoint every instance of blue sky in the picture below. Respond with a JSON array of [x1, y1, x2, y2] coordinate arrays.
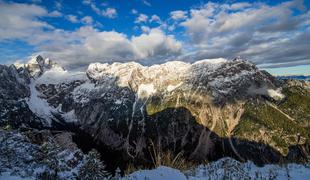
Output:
[[0, 0, 309, 75]]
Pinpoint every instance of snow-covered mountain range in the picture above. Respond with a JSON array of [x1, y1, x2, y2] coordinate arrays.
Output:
[[0, 55, 309, 179]]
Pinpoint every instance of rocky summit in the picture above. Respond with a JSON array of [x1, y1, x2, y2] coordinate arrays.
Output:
[[0, 55, 310, 178]]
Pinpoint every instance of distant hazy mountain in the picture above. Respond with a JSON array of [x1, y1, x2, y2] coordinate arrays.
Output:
[[278, 75, 310, 81]]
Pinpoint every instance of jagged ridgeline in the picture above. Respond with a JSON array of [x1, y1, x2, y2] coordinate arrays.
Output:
[[1, 55, 309, 169]]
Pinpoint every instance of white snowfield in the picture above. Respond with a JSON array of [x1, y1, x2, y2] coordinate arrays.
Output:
[[125, 166, 187, 180], [27, 80, 55, 126], [2, 157, 310, 179], [125, 158, 310, 180]]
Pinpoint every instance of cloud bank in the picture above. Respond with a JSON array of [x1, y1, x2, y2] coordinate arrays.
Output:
[[0, 0, 309, 69], [39, 27, 182, 68], [180, 0, 310, 68]]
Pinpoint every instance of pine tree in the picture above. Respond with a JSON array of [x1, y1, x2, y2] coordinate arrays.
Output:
[[78, 149, 110, 179], [40, 140, 61, 179], [112, 167, 122, 179]]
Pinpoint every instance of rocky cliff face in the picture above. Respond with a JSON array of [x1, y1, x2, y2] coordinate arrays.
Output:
[[0, 62, 40, 128], [0, 55, 309, 168]]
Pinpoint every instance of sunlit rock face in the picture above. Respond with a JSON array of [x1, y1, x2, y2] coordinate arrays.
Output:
[[20, 55, 64, 78], [1, 55, 309, 165]]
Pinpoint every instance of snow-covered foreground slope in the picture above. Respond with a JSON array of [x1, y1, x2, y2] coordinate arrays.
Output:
[[125, 158, 310, 180], [0, 128, 109, 180]]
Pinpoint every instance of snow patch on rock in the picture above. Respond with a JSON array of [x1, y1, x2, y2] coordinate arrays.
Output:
[[87, 62, 142, 87], [27, 81, 55, 126], [60, 109, 78, 123], [167, 82, 183, 92], [72, 82, 102, 105], [138, 84, 156, 98]]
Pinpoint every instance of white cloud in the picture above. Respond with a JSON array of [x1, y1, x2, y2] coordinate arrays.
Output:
[[90, 3, 101, 14], [82, 0, 117, 18], [82, 0, 92, 5], [142, 0, 151, 6], [170, 10, 187, 20], [131, 9, 138, 14], [168, 25, 175, 31], [229, 2, 251, 10], [102, 8, 117, 18], [101, 2, 108, 6], [0, 1, 180, 67], [131, 28, 182, 59], [135, 14, 148, 23], [179, 0, 310, 67], [1, 0, 309, 70], [81, 16, 93, 24], [0, 1, 53, 40], [77, 28, 136, 58], [141, 26, 150, 33], [32, 27, 182, 68], [48, 10, 62, 17], [150, 15, 161, 23], [55, 1, 62, 10], [67, 15, 96, 25], [67, 15, 78, 23]]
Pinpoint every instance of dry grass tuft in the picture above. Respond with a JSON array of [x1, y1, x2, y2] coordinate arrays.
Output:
[[148, 140, 196, 171]]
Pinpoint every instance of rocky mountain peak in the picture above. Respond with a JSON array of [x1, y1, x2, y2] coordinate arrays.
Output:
[[13, 55, 64, 79], [27, 55, 44, 65], [83, 58, 282, 104]]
